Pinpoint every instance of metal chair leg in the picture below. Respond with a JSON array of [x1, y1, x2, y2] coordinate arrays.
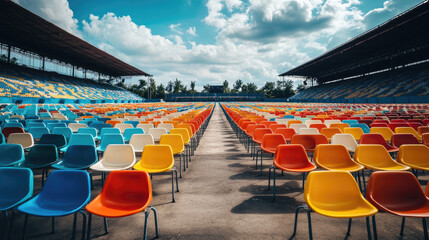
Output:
[[423, 218, 428, 240], [72, 212, 77, 240], [103, 217, 108, 234], [366, 216, 373, 240], [87, 213, 92, 240], [23, 214, 28, 240], [372, 215, 378, 240], [151, 207, 159, 238], [171, 171, 175, 203], [400, 217, 406, 237], [78, 210, 87, 240], [143, 211, 150, 240], [273, 168, 276, 201], [346, 218, 352, 237]]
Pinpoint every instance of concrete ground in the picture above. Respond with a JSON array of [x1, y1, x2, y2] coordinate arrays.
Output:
[[2, 103, 428, 239]]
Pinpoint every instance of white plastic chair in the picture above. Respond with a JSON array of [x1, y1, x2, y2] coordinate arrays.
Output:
[[299, 128, 320, 135], [90, 144, 136, 172], [331, 134, 358, 152], [68, 123, 88, 132], [7, 133, 34, 149], [289, 124, 308, 133], [129, 134, 154, 154], [115, 123, 134, 134], [148, 128, 168, 142], [136, 123, 154, 133]]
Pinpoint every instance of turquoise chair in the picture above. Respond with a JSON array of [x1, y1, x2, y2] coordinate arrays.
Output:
[[96, 134, 124, 152], [77, 127, 97, 138], [0, 144, 25, 167], [52, 127, 73, 143], [52, 145, 97, 170], [46, 123, 67, 132], [95, 128, 121, 141], [123, 128, 144, 142], [60, 133, 95, 152], [28, 127, 50, 140]]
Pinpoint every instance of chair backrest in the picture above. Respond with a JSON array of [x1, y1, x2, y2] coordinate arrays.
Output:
[[0, 144, 25, 166], [27, 122, 46, 128], [370, 127, 394, 142], [388, 122, 410, 131], [275, 128, 296, 141], [298, 128, 319, 135], [140, 144, 174, 170], [0, 167, 33, 209], [99, 170, 152, 209], [2, 127, 25, 138], [99, 128, 121, 138], [99, 134, 124, 150], [89, 123, 112, 133], [329, 123, 350, 132], [424, 133, 429, 147], [305, 120, 322, 127], [46, 123, 67, 131], [160, 134, 184, 154], [360, 133, 396, 150], [391, 133, 420, 148], [124, 120, 140, 127], [102, 144, 136, 167], [51, 127, 73, 142], [136, 123, 154, 133], [397, 144, 429, 167], [261, 134, 286, 149], [324, 120, 341, 127], [353, 145, 395, 166], [28, 127, 50, 139], [343, 127, 364, 140], [123, 128, 144, 141], [309, 123, 327, 132], [350, 123, 370, 133], [289, 123, 307, 133], [158, 123, 174, 132], [291, 134, 328, 151], [60, 145, 98, 169], [68, 133, 95, 147], [274, 144, 312, 169], [366, 171, 426, 211], [115, 123, 134, 134], [36, 170, 91, 208], [304, 171, 364, 211], [68, 123, 88, 132], [331, 134, 358, 152], [129, 134, 154, 152], [23, 144, 58, 168], [7, 133, 34, 149], [77, 127, 97, 138], [395, 127, 421, 140], [148, 128, 168, 141], [314, 144, 356, 169], [320, 127, 342, 140], [268, 124, 287, 134], [38, 134, 67, 148]]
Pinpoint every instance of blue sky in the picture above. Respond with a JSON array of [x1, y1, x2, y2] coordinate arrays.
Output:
[[15, 0, 424, 90]]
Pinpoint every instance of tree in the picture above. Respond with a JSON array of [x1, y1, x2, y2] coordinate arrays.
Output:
[[223, 80, 230, 93], [10, 57, 18, 64], [202, 84, 210, 93], [173, 78, 183, 93], [296, 84, 306, 93], [189, 81, 196, 93], [166, 81, 173, 93], [261, 82, 275, 98], [273, 79, 295, 98], [0, 54, 7, 62], [148, 77, 156, 98], [245, 83, 258, 93], [155, 84, 166, 99], [232, 79, 243, 93]]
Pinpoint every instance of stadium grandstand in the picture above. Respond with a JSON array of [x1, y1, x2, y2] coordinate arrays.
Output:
[[166, 92, 265, 102], [0, 0, 149, 104], [280, 1, 429, 104]]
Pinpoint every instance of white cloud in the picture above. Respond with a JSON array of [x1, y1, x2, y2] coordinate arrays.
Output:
[[169, 23, 183, 35], [14, 0, 81, 37], [363, 0, 422, 28], [186, 26, 197, 36]]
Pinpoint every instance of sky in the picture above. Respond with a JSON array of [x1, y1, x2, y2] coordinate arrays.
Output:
[[14, 0, 424, 90]]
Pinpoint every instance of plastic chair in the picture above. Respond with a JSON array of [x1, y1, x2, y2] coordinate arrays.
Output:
[[38, 134, 67, 149], [148, 128, 168, 142], [275, 128, 295, 142], [290, 134, 329, 152], [60, 133, 95, 152], [350, 123, 371, 134], [170, 128, 192, 163], [344, 127, 364, 141], [289, 124, 308, 133], [158, 123, 174, 133], [7, 133, 34, 149], [94, 128, 121, 141], [124, 120, 140, 127], [0, 167, 33, 240], [123, 128, 144, 142], [85, 170, 158, 240], [395, 127, 422, 141], [0, 133, 5, 144], [417, 126, 429, 135], [129, 134, 154, 154], [391, 133, 421, 148], [354, 145, 410, 171], [133, 145, 179, 202], [370, 127, 394, 142], [268, 144, 316, 200], [330, 123, 350, 132], [46, 123, 67, 132], [292, 171, 377, 240], [257, 134, 286, 174], [77, 127, 97, 138], [397, 144, 429, 175], [371, 123, 389, 128], [19, 144, 58, 185], [136, 123, 154, 133], [298, 128, 319, 135], [424, 133, 429, 147], [160, 134, 186, 178], [106, 120, 121, 127], [305, 120, 322, 128], [17, 170, 90, 240], [320, 127, 342, 141], [88, 123, 112, 134], [28, 127, 50, 140], [114, 123, 134, 134], [68, 123, 88, 132], [96, 134, 124, 152], [366, 171, 429, 239], [269, 124, 287, 133], [51, 127, 73, 143], [324, 119, 341, 127], [52, 145, 98, 170], [2, 127, 25, 139], [308, 123, 327, 132], [360, 133, 399, 152]]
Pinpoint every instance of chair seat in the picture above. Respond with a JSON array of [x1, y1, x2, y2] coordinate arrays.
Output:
[[261, 146, 276, 153], [133, 162, 172, 173], [86, 195, 150, 218], [90, 161, 133, 172], [52, 162, 92, 170], [311, 202, 378, 218], [320, 164, 364, 172], [361, 162, 410, 171], [0, 200, 23, 211], [274, 162, 316, 172], [17, 196, 85, 217]]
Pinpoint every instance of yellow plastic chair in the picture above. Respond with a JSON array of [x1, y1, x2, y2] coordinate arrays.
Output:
[[170, 128, 192, 166], [397, 144, 429, 178], [370, 127, 394, 142], [133, 145, 179, 202], [159, 134, 186, 178], [354, 144, 410, 171], [344, 127, 364, 141], [292, 171, 377, 239], [395, 127, 422, 141], [314, 144, 364, 188]]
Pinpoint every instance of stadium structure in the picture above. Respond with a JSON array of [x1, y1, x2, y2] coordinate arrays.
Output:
[[280, 1, 429, 104], [0, 0, 150, 104]]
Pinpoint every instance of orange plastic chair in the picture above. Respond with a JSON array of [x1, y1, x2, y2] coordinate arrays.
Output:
[[257, 134, 286, 174], [268, 144, 316, 200], [275, 128, 296, 143], [397, 144, 429, 176], [269, 124, 287, 133], [417, 126, 429, 135], [360, 133, 399, 152], [366, 171, 429, 239], [309, 123, 327, 132], [86, 170, 158, 240], [391, 133, 421, 148], [106, 120, 121, 127], [290, 134, 329, 152], [287, 120, 302, 127], [424, 133, 429, 147], [330, 123, 350, 132], [252, 128, 273, 161], [320, 127, 342, 141]]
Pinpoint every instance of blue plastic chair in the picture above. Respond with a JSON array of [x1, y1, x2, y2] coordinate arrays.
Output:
[[52, 145, 97, 170], [0, 144, 25, 167], [89, 123, 112, 134], [38, 134, 67, 149], [124, 120, 139, 128], [0, 133, 5, 144], [77, 127, 97, 138], [95, 128, 121, 141], [343, 120, 359, 125], [60, 133, 95, 152], [46, 123, 67, 132], [350, 123, 371, 134], [2, 122, 24, 129], [17, 170, 90, 240], [42, 120, 59, 125], [19, 144, 58, 186], [27, 122, 46, 129], [51, 127, 73, 143], [96, 134, 124, 152], [0, 167, 33, 239], [28, 127, 50, 140], [123, 128, 144, 142]]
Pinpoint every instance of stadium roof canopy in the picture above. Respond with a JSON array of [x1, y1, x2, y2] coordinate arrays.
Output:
[[0, 0, 150, 77], [279, 1, 429, 83]]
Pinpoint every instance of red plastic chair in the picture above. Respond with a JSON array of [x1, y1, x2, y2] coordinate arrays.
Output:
[[409, 122, 423, 131], [391, 133, 421, 148], [1, 127, 25, 139], [260, 121, 276, 128], [290, 134, 329, 152], [366, 171, 429, 239], [418, 126, 429, 135], [86, 170, 158, 240], [388, 122, 410, 132], [424, 133, 429, 147], [268, 144, 316, 200], [275, 128, 296, 142], [309, 123, 327, 132], [269, 124, 287, 133], [370, 123, 388, 128], [360, 133, 399, 152], [257, 134, 286, 174]]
